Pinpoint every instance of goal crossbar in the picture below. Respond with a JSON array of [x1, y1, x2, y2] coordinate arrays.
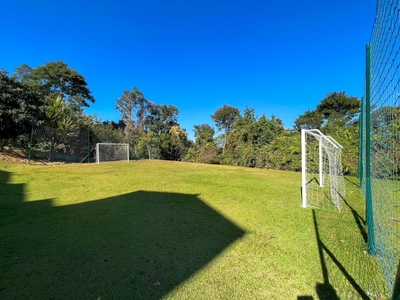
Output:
[[303, 129, 343, 149]]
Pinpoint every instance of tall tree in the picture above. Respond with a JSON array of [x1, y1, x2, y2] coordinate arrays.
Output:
[[316, 91, 360, 125], [193, 124, 215, 147], [108, 120, 126, 131], [137, 131, 158, 159], [294, 109, 323, 130], [169, 125, 191, 160], [115, 87, 148, 149], [143, 103, 180, 160], [295, 91, 360, 131], [145, 103, 179, 134], [0, 70, 44, 150], [211, 105, 240, 154], [12, 63, 33, 83], [190, 124, 219, 164], [91, 122, 124, 144], [14, 61, 95, 108]]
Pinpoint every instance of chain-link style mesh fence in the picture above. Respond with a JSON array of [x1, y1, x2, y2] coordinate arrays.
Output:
[[29, 125, 94, 163], [359, 0, 400, 296]]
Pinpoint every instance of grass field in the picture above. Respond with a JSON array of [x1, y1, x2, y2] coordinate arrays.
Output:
[[0, 159, 388, 299]]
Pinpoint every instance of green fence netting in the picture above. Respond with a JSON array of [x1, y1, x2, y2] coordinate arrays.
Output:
[[360, 0, 400, 296], [29, 125, 94, 163]]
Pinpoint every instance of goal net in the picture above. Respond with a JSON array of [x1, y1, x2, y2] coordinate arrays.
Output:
[[96, 143, 130, 164], [301, 129, 345, 212]]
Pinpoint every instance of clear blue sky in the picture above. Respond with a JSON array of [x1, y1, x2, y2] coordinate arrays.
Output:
[[1, 0, 376, 140]]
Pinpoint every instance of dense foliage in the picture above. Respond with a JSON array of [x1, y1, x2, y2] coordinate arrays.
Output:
[[1, 61, 360, 174], [186, 92, 360, 175], [0, 70, 44, 150], [115, 87, 192, 160], [14, 61, 95, 108]]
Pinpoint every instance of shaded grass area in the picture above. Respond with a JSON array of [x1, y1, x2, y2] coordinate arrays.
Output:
[[0, 160, 388, 299]]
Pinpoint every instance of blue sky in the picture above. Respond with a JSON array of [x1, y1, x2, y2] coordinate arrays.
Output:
[[2, 0, 376, 140]]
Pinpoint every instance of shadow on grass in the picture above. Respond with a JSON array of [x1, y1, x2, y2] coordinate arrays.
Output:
[[341, 195, 367, 244], [393, 262, 400, 300], [0, 169, 245, 299], [344, 177, 360, 188], [312, 209, 370, 300]]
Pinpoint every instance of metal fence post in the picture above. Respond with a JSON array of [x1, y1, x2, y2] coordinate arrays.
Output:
[[365, 43, 376, 255], [358, 96, 364, 185], [88, 127, 90, 163], [28, 125, 34, 164]]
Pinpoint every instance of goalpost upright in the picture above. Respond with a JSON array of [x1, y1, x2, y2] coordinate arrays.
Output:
[[301, 129, 307, 208]]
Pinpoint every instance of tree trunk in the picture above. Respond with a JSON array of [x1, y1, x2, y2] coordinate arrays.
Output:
[[49, 131, 58, 162], [0, 139, 6, 152], [222, 133, 227, 155]]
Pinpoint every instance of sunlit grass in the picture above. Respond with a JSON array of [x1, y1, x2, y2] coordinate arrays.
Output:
[[0, 159, 388, 299]]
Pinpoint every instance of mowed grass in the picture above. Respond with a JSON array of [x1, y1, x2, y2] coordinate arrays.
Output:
[[0, 159, 388, 299]]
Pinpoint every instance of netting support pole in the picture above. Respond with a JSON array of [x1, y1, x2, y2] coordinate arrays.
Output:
[[301, 129, 307, 208], [365, 43, 376, 255], [28, 125, 34, 165], [87, 128, 90, 163], [358, 96, 364, 185], [393, 261, 400, 300]]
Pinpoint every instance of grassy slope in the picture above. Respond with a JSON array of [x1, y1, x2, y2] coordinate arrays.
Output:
[[0, 160, 388, 299]]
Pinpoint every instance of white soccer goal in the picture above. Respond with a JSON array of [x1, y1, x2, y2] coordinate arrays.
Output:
[[301, 129, 345, 212], [96, 143, 130, 164]]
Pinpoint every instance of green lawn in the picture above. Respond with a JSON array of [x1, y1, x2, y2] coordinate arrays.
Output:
[[0, 159, 388, 299]]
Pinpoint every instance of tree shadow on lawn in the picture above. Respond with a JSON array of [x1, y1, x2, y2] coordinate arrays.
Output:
[[0, 170, 246, 299]]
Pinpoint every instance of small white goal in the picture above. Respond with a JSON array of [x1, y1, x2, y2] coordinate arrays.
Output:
[[301, 129, 345, 212], [96, 143, 129, 164]]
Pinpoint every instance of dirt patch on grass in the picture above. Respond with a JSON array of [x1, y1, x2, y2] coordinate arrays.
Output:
[[0, 150, 65, 165], [0, 150, 30, 164]]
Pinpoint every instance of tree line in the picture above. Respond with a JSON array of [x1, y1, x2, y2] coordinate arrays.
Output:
[[0, 61, 360, 174]]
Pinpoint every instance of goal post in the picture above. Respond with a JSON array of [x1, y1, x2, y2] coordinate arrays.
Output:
[[301, 129, 345, 212], [96, 143, 130, 164]]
